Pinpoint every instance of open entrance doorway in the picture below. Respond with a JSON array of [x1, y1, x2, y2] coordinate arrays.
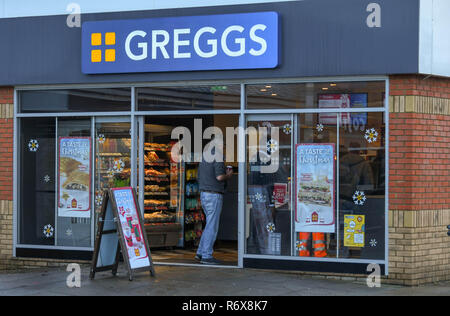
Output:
[[139, 114, 239, 266]]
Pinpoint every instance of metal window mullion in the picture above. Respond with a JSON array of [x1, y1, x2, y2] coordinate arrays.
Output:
[[336, 113, 340, 259], [13, 89, 19, 256], [16, 111, 132, 118], [291, 113, 296, 257], [91, 116, 95, 248], [54, 117, 58, 246], [131, 87, 137, 191], [384, 78, 390, 275], [243, 107, 386, 115], [138, 116, 144, 216], [238, 83, 245, 268]]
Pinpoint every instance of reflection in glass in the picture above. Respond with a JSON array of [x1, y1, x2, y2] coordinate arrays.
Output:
[[339, 112, 385, 260], [137, 85, 241, 111], [20, 88, 131, 113], [19, 118, 56, 245], [246, 119, 292, 256], [94, 122, 132, 231], [246, 81, 385, 109]]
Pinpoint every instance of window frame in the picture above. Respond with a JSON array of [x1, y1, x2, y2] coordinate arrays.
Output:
[[13, 76, 389, 274]]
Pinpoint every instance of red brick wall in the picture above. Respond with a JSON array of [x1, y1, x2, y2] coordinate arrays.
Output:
[[390, 74, 450, 99], [0, 87, 13, 202], [389, 75, 450, 211], [389, 112, 450, 210]]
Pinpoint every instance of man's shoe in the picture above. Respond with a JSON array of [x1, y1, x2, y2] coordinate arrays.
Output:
[[200, 257, 222, 265], [194, 254, 202, 261]]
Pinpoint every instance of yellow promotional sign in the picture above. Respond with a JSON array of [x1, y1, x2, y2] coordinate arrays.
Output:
[[344, 215, 365, 248]]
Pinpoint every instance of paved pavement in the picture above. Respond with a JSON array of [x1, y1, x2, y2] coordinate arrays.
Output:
[[0, 264, 449, 296]]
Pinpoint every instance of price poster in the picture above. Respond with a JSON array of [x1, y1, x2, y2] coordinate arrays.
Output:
[[112, 188, 150, 270], [273, 183, 288, 208], [58, 137, 91, 218], [295, 144, 335, 233], [344, 215, 366, 248]]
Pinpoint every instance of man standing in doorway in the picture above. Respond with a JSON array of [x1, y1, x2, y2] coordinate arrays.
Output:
[[195, 148, 233, 265]]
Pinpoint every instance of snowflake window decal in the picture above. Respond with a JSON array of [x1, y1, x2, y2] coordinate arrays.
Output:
[[369, 239, 378, 247], [266, 139, 279, 154], [266, 222, 276, 233], [364, 128, 378, 143], [43, 224, 54, 238], [95, 192, 103, 206], [316, 123, 324, 133], [28, 139, 39, 152], [295, 241, 302, 251], [43, 175, 50, 183], [66, 228, 73, 237], [254, 192, 264, 202], [97, 134, 106, 144], [113, 159, 124, 172], [283, 124, 292, 135], [352, 191, 367, 206]]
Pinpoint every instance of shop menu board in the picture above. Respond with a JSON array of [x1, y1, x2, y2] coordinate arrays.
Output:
[[90, 187, 154, 281], [58, 137, 91, 218], [295, 144, 335, 233]]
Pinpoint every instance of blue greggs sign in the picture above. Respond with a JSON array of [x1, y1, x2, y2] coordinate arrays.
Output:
[[81, 12, 279, 74]]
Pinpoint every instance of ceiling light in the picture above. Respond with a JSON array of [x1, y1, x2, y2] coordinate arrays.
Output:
[[260, 89, 267, 92]]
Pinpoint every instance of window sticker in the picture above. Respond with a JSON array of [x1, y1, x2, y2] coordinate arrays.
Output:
[[364, 128, 378, 143], [352, 191, 366, 206], [316, 123, 324, 133], [43, 224, 54, 238], [266, 139, 278, 154], [283, 124, 292, 135], [28, 139, 39, 152], [96, 134, 106, 144], [266, 222, 276, 233], [113, 159, 125, 172]]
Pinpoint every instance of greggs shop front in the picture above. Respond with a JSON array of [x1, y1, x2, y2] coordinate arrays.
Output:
[[0, 0, 449, 286]]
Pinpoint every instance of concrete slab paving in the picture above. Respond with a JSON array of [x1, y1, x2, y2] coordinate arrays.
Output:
[[0, 264, 449, 296]]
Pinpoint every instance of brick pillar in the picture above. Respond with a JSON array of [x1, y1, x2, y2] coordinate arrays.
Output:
[[388, 75, 450, 285], [0, 87, 14, 270]]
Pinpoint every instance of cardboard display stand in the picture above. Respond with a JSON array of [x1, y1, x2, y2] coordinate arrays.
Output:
[[90, 187, 155, 281]]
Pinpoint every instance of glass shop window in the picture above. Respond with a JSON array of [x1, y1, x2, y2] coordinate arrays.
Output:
[[137, 85, 241, 111], [246, 81, 385, 110], [19, 118, 56, 245], [19, 88, 131, 113], [56, 118, 92, 247]]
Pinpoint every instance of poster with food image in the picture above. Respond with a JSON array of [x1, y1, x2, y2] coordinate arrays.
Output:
[[112, 188, 150, 270], [295, 144, 335, 233], [58, 137, 91, 218]]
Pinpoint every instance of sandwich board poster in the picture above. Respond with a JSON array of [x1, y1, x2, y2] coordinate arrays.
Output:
[[58, 137, 91, 218], [295, 143, 335, 233], [90, 187, 154, 281], [112, 187, 151, 270]]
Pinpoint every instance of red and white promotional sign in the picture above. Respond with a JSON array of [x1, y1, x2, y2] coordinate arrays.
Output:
[[318, 94, 351, 125]]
